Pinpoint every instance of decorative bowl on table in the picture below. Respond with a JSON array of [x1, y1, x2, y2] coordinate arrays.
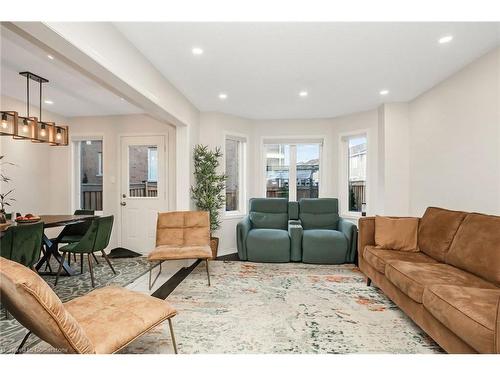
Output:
[[15, 214, 41, 224]]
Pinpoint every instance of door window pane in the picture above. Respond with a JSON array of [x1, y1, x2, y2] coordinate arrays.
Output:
[[348, 136, 367, 212], [80, 140, 103, 210], [296, 144, 320, 199], [265, 144, 290, 199], [225, 138, 240, 211], [129, 145, 158, 197]]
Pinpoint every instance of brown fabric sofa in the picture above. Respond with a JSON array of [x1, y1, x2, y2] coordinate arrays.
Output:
[[358, 207, 500, 354]]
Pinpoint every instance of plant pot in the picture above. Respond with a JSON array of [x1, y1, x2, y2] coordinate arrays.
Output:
[[210, 237, 219, 259], [0, 213, 6, 224]]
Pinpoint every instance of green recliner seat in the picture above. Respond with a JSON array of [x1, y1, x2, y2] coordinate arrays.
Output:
[[299, 198, 358, 264], [237, 198, 300, 263]]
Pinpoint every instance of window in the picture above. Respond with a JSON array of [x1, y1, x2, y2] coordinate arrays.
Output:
[[147, 147, 158, 182], [77, 139, 103, 211], [264, 140, 322, 201], [347, 135, 367, 212], [128, 145, 158, 197], [225, 135, 246, 213]]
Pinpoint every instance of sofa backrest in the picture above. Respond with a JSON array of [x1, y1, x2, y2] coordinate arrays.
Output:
[[249, 198, 288, 230], [418, 207, 467, 262], [445, 213, 500, 285], [156, 211, 210, 247], [298, 198, 339, 230], [0, 257, 95, 353]]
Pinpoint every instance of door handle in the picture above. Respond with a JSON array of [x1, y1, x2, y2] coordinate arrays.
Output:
[[120, 202, 127, 206]]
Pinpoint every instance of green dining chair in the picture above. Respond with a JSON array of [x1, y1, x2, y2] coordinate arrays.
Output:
[[55, 215, 115, 288], [51, 209, 99, 266], [0, 222, 43, 269]]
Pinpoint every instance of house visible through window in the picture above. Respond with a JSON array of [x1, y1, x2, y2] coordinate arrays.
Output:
[[225, 136, 246, 212], [265, 141, 321, 201], [78, 140, 103, 211], [348, 136, 367, 212]]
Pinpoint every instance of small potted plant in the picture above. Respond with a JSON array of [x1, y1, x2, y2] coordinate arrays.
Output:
[[191, 145, 227, 259], [0, 155, 16, 224]]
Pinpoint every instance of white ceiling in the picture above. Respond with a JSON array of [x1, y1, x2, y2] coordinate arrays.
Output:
[[115, 22, 500, 120], [0, 25, 143, 118]]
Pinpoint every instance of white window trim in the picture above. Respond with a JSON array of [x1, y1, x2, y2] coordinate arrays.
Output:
[[338, 129, 369, 219], [70, 135, 105, 215], [261, 136, 325, 201], [96, 152, 103, 177], [223, 132, 248, 218]]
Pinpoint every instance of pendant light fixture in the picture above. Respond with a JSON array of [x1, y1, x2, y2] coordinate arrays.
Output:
[[0, 71, 69, 146]]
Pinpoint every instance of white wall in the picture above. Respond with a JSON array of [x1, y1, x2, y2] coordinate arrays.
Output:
[[198, 109, 379, 254], [408, 47, 500, 216], [65, 114, 176, 249]]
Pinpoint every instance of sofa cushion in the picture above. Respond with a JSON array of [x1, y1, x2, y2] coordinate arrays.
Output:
[[363, 246, 438, 274], [302, 229, 347, 264], [375, 216, 419, 251], [423, 285, 500, 353], [385, 261, 496, 303], [445, 213, 500, 285], [249, 212, 288, 229], [249, 198, 288, 213], [246, 228, 290, 262], [298, 198, 339, 230], [64, 286, 177, 354], [418, 207, 467, 262]]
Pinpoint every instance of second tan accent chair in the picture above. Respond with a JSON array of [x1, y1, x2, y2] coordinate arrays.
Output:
[[0, 257, 178, 354], [148, 211, 212, 289]]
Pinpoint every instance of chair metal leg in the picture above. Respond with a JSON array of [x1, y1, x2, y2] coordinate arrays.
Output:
[[15, 331, 31, 354], [206, 259, 211, 286], [366, 277, 372, 287], [54, 252, 67, 286], [101, 251, 116, 275], [68, 254, 71, 266], [88, 253, 95, 288], [80, 253, 84, 274], [168, 318, 178, 354], [149, 261, 163, 290], [73, 253, 77, 263], [92, 253, 99, 264]]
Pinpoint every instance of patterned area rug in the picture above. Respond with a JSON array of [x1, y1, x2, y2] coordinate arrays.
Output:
[[0, 256, 151, 354], [123, 261, 443, 354]]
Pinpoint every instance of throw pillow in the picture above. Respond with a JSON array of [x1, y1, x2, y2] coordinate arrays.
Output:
[[375, 216, 419, 251]]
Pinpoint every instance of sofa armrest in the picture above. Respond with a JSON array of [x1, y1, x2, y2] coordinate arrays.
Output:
[[236, 216, 252, 260], [357, 216, 376, 262], [288, 220, 303, 262], [338, 218, 358, 264], [496, 294, 500, 353]]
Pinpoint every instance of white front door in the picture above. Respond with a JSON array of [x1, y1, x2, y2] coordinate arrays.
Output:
[[120, 135, 167, 254]]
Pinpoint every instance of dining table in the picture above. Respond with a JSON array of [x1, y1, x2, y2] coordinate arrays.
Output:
[[1, 214, 97, 276]]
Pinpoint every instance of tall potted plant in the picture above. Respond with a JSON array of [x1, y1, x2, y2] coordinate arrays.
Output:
[[191, 145, 227, 258]]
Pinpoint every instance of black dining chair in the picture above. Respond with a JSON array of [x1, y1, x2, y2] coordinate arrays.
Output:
[[55, 215, 115, 288]]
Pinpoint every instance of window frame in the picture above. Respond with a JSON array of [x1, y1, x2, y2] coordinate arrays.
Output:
[[339, 130, 369, 219], [261, 136, 324, 201], [96, 151, 103, 177], [71, 135, 105, 215], [223, 132, 248, 217]]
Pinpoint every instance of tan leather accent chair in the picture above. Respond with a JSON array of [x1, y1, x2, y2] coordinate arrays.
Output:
[[0, 257, 178, 354], [148, 211, 212, 290]]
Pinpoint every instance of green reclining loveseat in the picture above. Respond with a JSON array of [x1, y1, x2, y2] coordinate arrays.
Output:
[[236, 198, 357, 264]]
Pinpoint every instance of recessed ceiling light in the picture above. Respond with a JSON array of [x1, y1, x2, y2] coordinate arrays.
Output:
[[379, 89, 389, 96], [299, 91, 308, 97], [192, 47, 204, 55], [47, 54, 54, 60], [218, 93, 228, 100], [438, 35, 453, 44], [120, 97, 125, 101], [44, 100, 54, 105]]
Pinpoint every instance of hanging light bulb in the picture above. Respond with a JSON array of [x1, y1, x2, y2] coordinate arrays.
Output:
[[1, 113, 8, 129], [22, 119, 29, 133], [56, 128, 62, 140], [40, 123, 47, 137]]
